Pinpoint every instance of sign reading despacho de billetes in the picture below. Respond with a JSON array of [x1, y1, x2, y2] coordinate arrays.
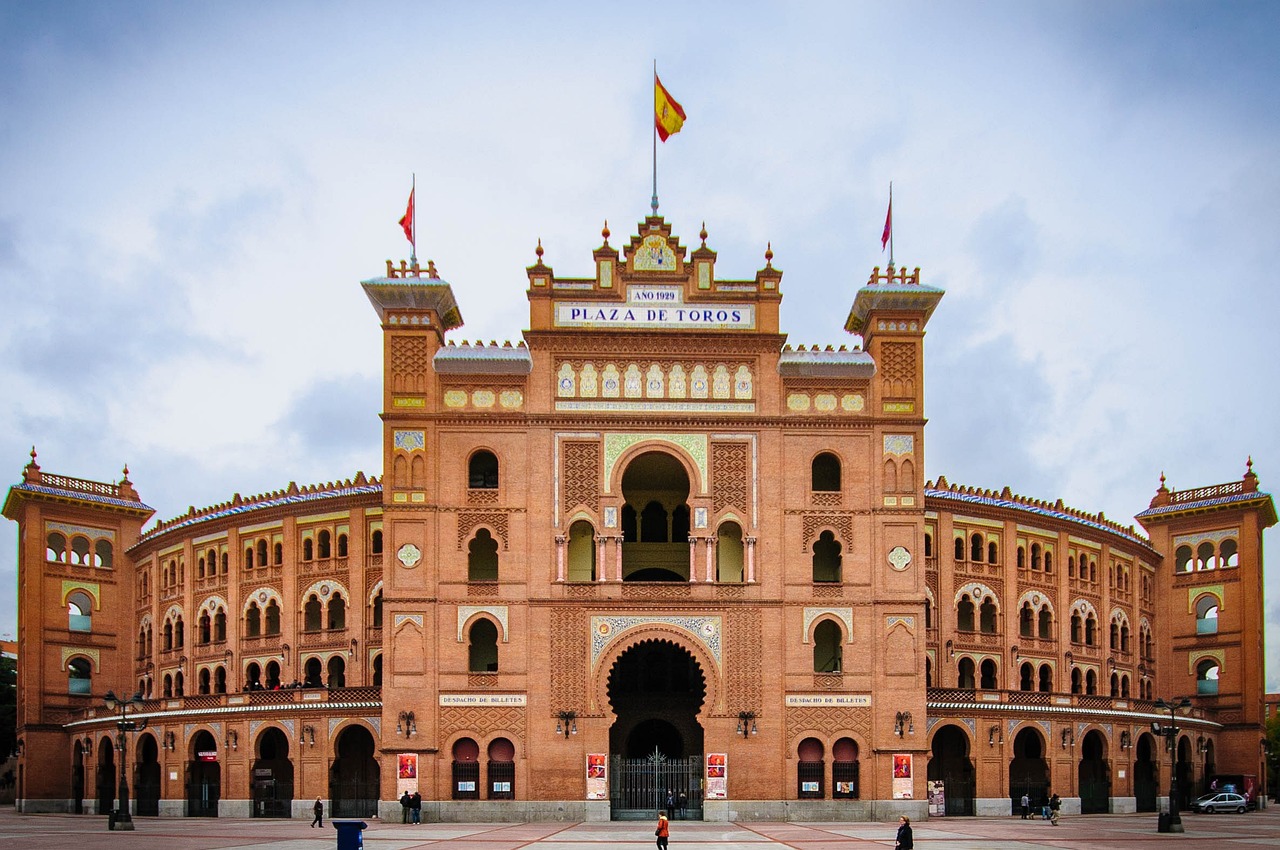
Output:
[[784, 694, 872, 707], [438, 694, 528, 706]]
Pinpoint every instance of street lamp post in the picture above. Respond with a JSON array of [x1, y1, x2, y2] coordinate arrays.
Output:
[[1153, 696, 1192, 834], [103, 689, 148, 831]]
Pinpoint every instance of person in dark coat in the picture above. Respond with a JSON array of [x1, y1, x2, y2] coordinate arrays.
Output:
[[895, 815, 913, 849], [311, 797, 323, 828], [400, 791, 411, 823], [411, 790, 422, 823]]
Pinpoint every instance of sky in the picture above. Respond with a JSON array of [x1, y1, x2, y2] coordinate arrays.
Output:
[[1, 1, 1278, 690]]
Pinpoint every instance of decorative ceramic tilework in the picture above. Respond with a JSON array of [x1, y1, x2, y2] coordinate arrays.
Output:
[[787, 393, 810, 411], [47, 521, 116, 541], [245, 587, 282, 613], [886, 615, 915, 631], [303, 579, 348, 602], [444, 390, 468, 408], [884, 434, 914, 456], [604, 507, 617, 528], [888, 546, 912, 571], [61, 646, 100, 670], [458, 605, 509, 641], [802, 608, 853, 643], [394, 613, 423, 629], [603, 434, 708, 495], [954, 582, 997, 606], [694, 507, 708, 529], [394, 431, 426, 452], [841, 394, 864, 412], [199, 594, 230, 615], [472, 389, 495, 408], [590, 615, 722, 666], [499, 390, 523, 409], [60, 580, 100, 608], [814, 393, 837, 412]]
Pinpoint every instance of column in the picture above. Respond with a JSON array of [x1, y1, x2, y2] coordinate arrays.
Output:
[[745, 536, 757, 583], [688, 536, 697, 582], [705, 536, 717, 583], [596, 536, 607, 582], [555, 535, 566, 582], [614, 535, 625, 582]]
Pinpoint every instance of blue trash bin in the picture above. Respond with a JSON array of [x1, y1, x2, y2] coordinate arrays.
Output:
[[332, 819, 367, 850]]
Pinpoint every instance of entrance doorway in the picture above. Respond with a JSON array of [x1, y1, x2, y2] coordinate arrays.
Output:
[[134, 733, 161, 816], [1078, 730, 1111, 813], [1134, 733, 1158, 812], [330, 725, 379, 817], [186, 730, 220, 817], [252, 727, 294, 817], [927, 725, 975, 815], [1008, 727, 1048, 815], [96, 737, 115, 815], [607, 639, 706, 820]]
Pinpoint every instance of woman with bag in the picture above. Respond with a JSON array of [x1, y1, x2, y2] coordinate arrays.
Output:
[[655, 810, 670, 849]]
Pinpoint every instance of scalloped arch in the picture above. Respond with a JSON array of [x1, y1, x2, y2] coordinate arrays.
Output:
[[591, 630, 720, 717]]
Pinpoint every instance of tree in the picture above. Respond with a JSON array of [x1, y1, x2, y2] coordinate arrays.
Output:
[[0, 655, 14, 759]]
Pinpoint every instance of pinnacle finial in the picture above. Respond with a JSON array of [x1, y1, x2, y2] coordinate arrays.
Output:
[[535, 238, 544, 262], [700, 222, 708, 246], [602, 220, 610, 246], [764, 242, 774, 268]]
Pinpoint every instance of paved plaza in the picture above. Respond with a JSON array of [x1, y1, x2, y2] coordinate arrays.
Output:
[[1, 808, 1277, 850]]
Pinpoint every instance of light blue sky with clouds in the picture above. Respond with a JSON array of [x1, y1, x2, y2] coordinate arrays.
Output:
[[2, 1, 1277, 690]]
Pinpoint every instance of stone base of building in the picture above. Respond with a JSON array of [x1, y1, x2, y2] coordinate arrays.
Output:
[[218, 799, 251, 818], [975, 797, 1011, 816], [721, 799, 928, 822], [17, 798, 76, 814], [1109, 796, 1137, 813]]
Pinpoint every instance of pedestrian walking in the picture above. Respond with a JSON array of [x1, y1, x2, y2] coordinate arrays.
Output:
[[895, 815, 914, 850], [400, 791, 411, 823], [411, 790, 422, 823], [1049, 793, 1061, 826], [655, 810, 670, 850], [1020, 792, 1029, 819], [311, 797, 323, 828], [1041, 792, 1050, 820]]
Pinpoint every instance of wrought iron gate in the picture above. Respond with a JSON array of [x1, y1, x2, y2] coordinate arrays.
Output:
[[610, 750, 703, 821]]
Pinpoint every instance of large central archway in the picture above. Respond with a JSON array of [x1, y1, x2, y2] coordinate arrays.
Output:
[[606, 639, 706, 819]]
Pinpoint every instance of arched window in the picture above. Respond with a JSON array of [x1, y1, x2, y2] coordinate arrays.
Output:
[[1044, 551, 1053, 573], [1084, 614, 1097, 646], [1220, 538, 1238, 567], [468, 619, 499, 672], [811, 452, 841, 491], [371, 591, 384, 628], [67, 591, 93, 633], [978, 597, 997, 634], [640, 501, 668, 542], [1020, 603, 1033, 637], [372, 654, 383, 687], [318, 530, 332, 560], [198, 668, 211, 695], [327, 593, 346, 630], [68, 657, 92, 695], [1187, 660, 1218, 696], [1070, 612, 1082, 644], [265, 660, 281, 689], [302, 538, 314, 561], [1071, 666, 1082, 694], [198, 611, 211, 644], [1038, 607, 1052, 639], [957, 595, 975, 632], [1109, 621, 1119, 650], [173, 670, 184, 696], [1084, 668, 1097, 695], [812, 531, 842, 583], [1110, 672, 1119, 697], [245, 603, 262, 637], [957, 657, 976, 689], [371, 529, 383, 555], [979, 659, 997, 689], [1030, 543, 1042, 570], [304, 595, 322, 631], [924, 596, 932, 630], [716, 522, 745, 583], [1197, 541, 1215, 571], [246, 662, 261, 690], [304, 657, 323, 687], [163, 620, 174, 651], [1020, 662, 1033, 691], [924, 533, 933, 557], [244, 545, 254, 569], [71, 536, 91, 565], [812, 619, 843, 673], [214, 608, 226, 642], [987, 540, 998, 564], [1038, 664, 1052, 692], [832, 737, 859, 799], [566, 520, 596, 581], [797, 738, 825, 798], [469, 450, 499, 489], [327, 656, 346, 688], [256, 539, 268, 567], [971, 533, 983, 562], [46, 532, 67, 562], [163, 673, 173, 698], [273, 542, 283, 565], [925, 656, 932, 687], [337, 533, 348, 558], [215, 666, 227, 694], [1017, 546, 1026, 569], [1195, 596, 1219, 635], [954, 537, 965, 561], [468, 529, 499, 581], [174, 617, 185, 648], [265, 600, 281, 635]]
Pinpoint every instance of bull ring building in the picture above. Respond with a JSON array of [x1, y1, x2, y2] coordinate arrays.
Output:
[[4, 214, 1273, 822]]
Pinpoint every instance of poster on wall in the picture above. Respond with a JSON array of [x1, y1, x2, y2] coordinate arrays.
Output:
[[586, 753, 608, 800], [928, 780, 945, 816], [705, 753, 727, 799], [891, 753, 913, 799], [397, 753, 419, 796]]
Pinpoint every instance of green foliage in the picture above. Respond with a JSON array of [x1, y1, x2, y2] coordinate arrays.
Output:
[[0, 655, 14, 759]]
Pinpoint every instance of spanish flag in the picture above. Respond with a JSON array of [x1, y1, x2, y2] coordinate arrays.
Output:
[[655, 75, 686, 141]]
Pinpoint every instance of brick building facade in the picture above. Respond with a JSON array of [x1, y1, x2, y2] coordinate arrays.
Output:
[[4, 215, 1273, 821]]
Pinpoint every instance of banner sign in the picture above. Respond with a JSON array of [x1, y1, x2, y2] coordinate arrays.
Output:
[[586, 753, 608, 800], [705, 753, 727, 799]]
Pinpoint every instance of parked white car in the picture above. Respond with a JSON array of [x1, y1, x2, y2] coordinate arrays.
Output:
[[1192, 792, 1248, 814]]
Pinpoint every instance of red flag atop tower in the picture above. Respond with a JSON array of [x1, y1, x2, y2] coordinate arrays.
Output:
[[881, 192, 892, 251], [399, 187, 415, 247]]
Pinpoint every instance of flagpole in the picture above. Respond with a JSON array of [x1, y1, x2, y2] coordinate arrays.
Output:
[[651, 60, 659, 216], [410, 173, 417, 267], [888, 181, 894, 268]]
